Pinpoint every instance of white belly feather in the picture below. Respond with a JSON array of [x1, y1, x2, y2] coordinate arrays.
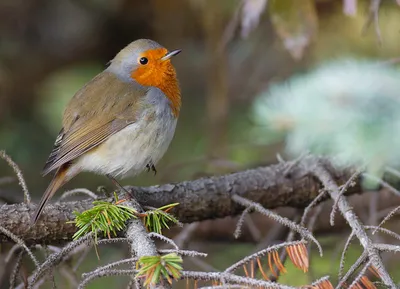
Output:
[[74, 114, 177, 178]]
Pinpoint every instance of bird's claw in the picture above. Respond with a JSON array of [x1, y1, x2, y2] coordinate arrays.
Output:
[[146, 162, 157, 176]]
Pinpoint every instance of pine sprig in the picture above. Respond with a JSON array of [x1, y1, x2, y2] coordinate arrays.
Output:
[[144, 203, 179, 234], [136, 253, 183, 287], [69, 193, 137, 243]]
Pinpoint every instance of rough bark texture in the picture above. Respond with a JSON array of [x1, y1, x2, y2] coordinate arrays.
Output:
[[0, 160, 360, 244]]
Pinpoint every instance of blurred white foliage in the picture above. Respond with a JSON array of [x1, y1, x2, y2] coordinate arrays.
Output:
[[241, 0, 268, 38], [252, 59, 400, 177]]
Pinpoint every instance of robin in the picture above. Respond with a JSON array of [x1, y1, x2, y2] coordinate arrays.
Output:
[[32, 39, 182, 223]]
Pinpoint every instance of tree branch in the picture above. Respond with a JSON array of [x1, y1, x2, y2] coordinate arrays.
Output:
[[0, 159, 360, 244]]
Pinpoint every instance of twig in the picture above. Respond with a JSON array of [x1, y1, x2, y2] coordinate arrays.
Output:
[[148, 232, 179, 250], [97, 237, 129, 245], [0, 224, 39, 268], [300, 189, 327, 227], [224, 240, 306, 273], [82, 258, 137, 279], [79, 269, 136, 289], [336, 251, 368, 289], [373, 205, 400, 234], [374, 243, 400, 253], [367, 226, 400, 241], [346, 259, 372, 289], [0, 151, 30, 203], [158, 249, 207, 258], [308, 157, 396, 288], [330, 171, 360, 226], [181, 271, 297, 289], [234, 207, 252, 239], [58, 188, 98, 202], [339, 231, 355, 280], [232, 194, 322, 256], [28, 232, 93, 288], [198, 284, 245, 289], [9, 251, 24, 289]]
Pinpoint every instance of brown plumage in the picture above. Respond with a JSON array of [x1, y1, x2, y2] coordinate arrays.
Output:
[[32, 39, 181, 223]]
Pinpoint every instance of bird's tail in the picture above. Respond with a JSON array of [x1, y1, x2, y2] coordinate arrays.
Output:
[[31, 165, 70, 224]]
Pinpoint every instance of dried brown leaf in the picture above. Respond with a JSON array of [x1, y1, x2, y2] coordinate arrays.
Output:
[[359, 276, 376, 289], [368, 265, 380, 279], [286, 243, 309, 272], [256, 257, 270, 280], [315, 279, 334, 289]]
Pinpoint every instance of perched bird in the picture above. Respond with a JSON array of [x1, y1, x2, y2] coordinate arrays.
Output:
[[32, 39, 181, 223]]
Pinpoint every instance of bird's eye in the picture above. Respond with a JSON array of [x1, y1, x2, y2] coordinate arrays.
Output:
[[139, 57, 148, 65]]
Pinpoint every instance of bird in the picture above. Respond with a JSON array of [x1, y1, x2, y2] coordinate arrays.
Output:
[[32, 39, 182, 223]]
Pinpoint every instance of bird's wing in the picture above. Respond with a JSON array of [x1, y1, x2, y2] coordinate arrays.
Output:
[[42, 71, 148, 175]]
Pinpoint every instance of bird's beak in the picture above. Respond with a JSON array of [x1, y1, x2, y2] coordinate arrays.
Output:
[[161, 49, 182, 61]]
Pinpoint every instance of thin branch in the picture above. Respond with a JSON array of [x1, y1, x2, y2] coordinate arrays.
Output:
[[232, 194, 322, 256], [300, 189, 327, 227], [28, 232, 94, 288], [0, 151, 30, 203], [158, 249, 207, 258], [346, 259, 372, 289], [308, 157, 396, 288], [0, 224, 39, 268], [336, 251, 368, 289], [82, 258, 137, 279], [182, 271, 297, 289], [367, 226, 400, 241], [9, 251, 24, 289], [234, 207, 252, 239], [374, 243, 400, 253], [79, 269, 136, 289], [58, 188, 98, 202], [198, 284, 245, 289], [97, 238, 129, 245], [148, 232, 179, 250], [330, 171, 360, 226], [373, 205, 400, 234], [224, 240, 306, 273]]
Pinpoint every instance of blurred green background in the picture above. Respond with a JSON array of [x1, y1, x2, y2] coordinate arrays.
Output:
[[1, 0, 400, 288]]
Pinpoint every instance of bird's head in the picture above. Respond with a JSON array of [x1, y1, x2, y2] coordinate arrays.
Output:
[[109, 39, 181, 87], [108, 39, 182, 116]]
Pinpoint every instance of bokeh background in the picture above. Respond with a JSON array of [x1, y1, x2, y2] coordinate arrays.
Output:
[[1, 0, 400, 288]]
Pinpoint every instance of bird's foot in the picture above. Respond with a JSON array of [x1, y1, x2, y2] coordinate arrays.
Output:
[[146, 161, 157, 176]]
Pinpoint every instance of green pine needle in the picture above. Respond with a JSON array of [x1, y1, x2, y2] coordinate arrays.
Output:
[[69, 193, 137, 243], [144, 203, 179, 234], [136, 253, 183, 287]]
